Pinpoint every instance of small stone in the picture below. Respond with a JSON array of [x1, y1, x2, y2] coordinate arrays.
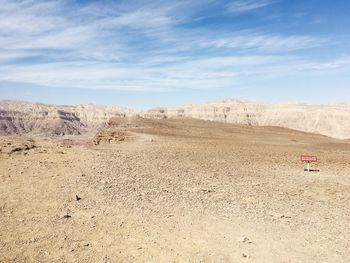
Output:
[[237, 236, 252, 243], [269, 212, 285, 218], [242, 253, 248, 258]]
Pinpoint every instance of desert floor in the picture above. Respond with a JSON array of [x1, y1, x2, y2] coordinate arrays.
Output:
[[1, 118, 350, 262]]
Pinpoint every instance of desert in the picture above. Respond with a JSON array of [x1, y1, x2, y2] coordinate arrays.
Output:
[[1, 110, 350, 262], [1, 1, 350, 262]]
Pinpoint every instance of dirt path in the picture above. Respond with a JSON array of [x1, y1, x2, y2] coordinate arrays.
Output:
[[1, 119, 350, 262]]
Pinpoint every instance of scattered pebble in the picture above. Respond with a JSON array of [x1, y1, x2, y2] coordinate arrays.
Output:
[[237, 236, 253, 244], [269, 212, 285, 219]]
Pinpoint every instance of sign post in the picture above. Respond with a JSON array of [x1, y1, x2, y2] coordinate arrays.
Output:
[[300, 155, 317, 172]]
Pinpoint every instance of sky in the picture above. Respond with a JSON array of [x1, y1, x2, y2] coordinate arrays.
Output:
[[0, 0, 349, 108]]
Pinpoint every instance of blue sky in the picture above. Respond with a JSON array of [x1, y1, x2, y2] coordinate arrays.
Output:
[[0, 0, 349, 108]]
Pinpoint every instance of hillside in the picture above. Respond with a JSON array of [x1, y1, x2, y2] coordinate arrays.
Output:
[[144, 99, 350, 139], [1, 99, 350, 139], [0, 100, 134, 136]]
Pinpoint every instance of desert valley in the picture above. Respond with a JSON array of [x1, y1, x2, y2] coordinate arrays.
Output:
[[0, 100, 350, 262]]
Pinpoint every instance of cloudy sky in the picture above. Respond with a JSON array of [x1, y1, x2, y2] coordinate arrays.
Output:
[[0, 0, 349, 108]]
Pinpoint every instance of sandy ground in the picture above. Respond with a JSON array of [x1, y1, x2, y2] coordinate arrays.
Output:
[[0, 118, 350, 262]]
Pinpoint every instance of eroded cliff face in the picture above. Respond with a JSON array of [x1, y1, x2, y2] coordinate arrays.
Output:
[[142, 100, 350, 139], [1, 99, 350, 139], [0, 100, 134, 136], [63, 104, 134, 128]]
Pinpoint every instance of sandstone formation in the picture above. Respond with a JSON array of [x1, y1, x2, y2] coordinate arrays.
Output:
[[0, 136, 36, 154], [0, 100, 134, 136], [93, 116, 164, 145], [1, 99, 350, 139], [143, 99, 350, 139]]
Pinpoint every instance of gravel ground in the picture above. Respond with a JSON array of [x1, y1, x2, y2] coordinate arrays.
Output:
[[0, 118, 349, 262]]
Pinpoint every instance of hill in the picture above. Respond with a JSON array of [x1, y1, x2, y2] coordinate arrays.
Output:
[[144, 99, 350, 139], [1, 99, 350, 139]]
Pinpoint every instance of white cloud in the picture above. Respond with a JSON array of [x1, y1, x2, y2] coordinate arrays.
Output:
[[2, 54, 344, 91], [0, 0, 342, 92], [207, 33, 325, 52], [298, 56, 350, 71], [227, 0, 275, 14]]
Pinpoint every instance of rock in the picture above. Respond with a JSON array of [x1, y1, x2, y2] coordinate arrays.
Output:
[[0, 137, 36, 154], [269, 211, 285, 218], [201, 189, 213, 194], [0, 100, 134, 136], [237, 236, 253, 243]]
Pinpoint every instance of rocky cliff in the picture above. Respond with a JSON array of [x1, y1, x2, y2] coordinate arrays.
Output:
[[1, 99, 350, 139], [0, 100, 134, 136], [143, 100, 350, 139]]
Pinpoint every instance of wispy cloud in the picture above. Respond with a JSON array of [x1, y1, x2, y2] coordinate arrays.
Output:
[[298, 56, 350, 71], [206, 32, 326, 52], [226, 0, 275, 14], [0, 0, 345, 93]]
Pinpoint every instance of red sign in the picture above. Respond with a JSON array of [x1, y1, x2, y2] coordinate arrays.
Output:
[[300, 155, 317, 162]]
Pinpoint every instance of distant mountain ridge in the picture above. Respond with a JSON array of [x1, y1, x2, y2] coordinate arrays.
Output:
[[1, 99, 350, 139], [0, 100, 134, 136], [144, 99, 350, 139]]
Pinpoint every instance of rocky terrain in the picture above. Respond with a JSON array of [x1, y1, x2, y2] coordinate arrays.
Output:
[[1, 117, 349, 262], [144, 99, 350, 139], [0, 100, 134, 136], [1, 99, 350, 139]]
